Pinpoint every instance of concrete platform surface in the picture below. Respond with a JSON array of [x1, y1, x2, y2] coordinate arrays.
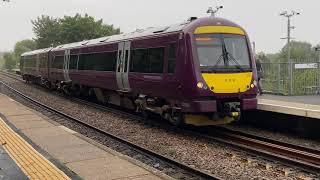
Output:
[[0, 93, 168, 180], [258, 94, 320, 119]]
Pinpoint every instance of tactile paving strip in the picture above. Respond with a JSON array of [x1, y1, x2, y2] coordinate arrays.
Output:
[[0, 118, 70, 180]]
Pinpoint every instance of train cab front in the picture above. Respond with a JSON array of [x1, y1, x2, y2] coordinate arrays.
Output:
[[182, 17, 258, 126]]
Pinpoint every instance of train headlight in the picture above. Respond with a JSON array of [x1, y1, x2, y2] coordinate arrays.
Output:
[[197, 82, 204, 89]]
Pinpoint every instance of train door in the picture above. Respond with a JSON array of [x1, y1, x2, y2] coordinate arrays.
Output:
[[63, 49, 71, 82], [116, 41, 131, 91]]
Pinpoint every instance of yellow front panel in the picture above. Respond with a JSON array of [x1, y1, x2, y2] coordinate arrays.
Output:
[[194, 26, 245, 35], [202, 72, 253, 93]]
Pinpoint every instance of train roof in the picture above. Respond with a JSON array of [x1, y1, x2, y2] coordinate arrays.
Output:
[[22, 17, 244, 55], [51, 21, 189, 51], [21, 47, 52, 57]]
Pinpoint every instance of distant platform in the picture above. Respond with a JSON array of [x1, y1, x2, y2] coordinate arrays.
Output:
[[258, 94, 320, 119]]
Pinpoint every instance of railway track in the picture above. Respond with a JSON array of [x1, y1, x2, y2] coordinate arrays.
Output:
[[0, 71, 22, 81], [1, 71, 320, 175], [0, 79, 221, 180], [191, 127, 320, 174]]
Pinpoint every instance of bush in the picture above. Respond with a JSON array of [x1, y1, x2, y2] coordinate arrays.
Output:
[[3, 52, 17, 70]]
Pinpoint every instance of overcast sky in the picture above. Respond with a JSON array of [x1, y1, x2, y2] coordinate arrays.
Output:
[[0, 0, 319, 53]]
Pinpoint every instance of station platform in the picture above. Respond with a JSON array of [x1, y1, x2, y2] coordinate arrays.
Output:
[[258, 94, 320, 119], [0, 93, 168, 180]]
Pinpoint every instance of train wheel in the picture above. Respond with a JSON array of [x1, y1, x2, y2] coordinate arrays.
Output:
[[71, 85, 81, 97], [167, 112, 183, 126]]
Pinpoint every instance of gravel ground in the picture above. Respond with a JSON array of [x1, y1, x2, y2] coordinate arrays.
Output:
[[0, 74, 319, 180]]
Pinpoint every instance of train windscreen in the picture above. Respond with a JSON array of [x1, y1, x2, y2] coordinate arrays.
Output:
[[195, 34, 251, 72]]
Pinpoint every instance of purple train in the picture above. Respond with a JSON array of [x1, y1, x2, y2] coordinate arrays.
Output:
[[20, 16, 258, 126]]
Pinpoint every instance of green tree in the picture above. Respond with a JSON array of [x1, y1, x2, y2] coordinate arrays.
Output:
[[58, 14, 120, 44], [32, 14, 120, 48], [0, 52, 4, 69], [256, 52, 270, 63], [3, 52, 16, 70], [32, 15, 60, 48], [279, 41, 318, 62], [14, 39, 37, 57]]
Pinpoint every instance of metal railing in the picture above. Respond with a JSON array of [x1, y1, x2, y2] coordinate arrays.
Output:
[[261, 59, 320, 95]]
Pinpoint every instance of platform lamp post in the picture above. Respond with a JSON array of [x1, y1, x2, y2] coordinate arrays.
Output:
[[280, 10, 300, 95], [315, 46, 320, 94]]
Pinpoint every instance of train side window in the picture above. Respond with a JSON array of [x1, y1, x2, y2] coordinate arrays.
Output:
[[129, 50, 134, 72], [69, 55, 78, 70], [39, 56, 46, 68], [28, 56, 32, 67], [168, 43, 176, 73], [29, 56, 35, 67], [79, 54, 95, 70], [24, 57, 28, 67], [24, 57, 29, 67], [26, 56, 31, 67], [78, 55, 85, 70], [78, 52, 117, 71], [39, 58, 43, 68], [148, 48, 164, 73], [53, 56, 64, 69], [131, 49, 148, 73], [103, 51, 117, 71], [117, 50, 122, 72], [92, 54, 104, 71], [124, 50, 129, 72], [30, 57, 36, 67]]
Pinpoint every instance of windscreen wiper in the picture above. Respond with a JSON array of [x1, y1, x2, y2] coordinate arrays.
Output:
[[226, 52, 244, 71], [221, 40, 244, 71], [212, 53, 224, 68], [212, 40, 228, 68], [213, 41, 239, 69], [212, 39, 244, 71]]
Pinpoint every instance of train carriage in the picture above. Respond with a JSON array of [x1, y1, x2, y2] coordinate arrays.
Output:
[[20, 16, 258, 126], [21, 48, 52, 84]]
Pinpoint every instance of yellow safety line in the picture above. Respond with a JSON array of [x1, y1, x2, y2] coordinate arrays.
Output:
[[0, 118, 70, 180]]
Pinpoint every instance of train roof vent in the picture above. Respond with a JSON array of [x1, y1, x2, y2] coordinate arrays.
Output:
[[153, 26, 169, 33], [188, 17, 198, 21], [180, 21, 190, 26], [99, 38, 109, 42], [82, 41, 89, 45], [135, 29, 145, 33]]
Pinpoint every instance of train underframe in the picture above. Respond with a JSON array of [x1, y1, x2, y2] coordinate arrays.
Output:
[[22, 75, 246, 126]]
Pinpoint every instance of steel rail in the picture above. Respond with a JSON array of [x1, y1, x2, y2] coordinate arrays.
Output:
[[0, 80, 221, 180]]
